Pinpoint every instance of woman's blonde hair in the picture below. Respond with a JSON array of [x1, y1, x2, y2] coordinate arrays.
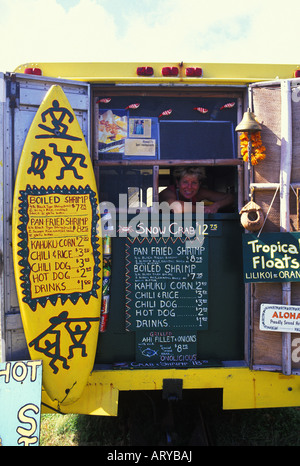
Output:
[[173, 166, 206, 184]]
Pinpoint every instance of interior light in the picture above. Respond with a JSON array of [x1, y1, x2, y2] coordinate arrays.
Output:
[[136, 66, 154, 76], [24, 68, 42, 76], [185, 67, 202, 77], [161, 67, 179, 76]]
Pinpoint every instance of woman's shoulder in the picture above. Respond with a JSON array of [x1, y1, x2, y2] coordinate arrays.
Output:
[[159, 185, 177, 201]]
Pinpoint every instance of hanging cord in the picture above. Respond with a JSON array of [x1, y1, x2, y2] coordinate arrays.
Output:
[[257, 185, 280, 238], [290, 185, 299, 230]]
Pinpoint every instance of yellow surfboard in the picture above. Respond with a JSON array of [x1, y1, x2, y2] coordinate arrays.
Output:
[[12, 85, 102, 406]]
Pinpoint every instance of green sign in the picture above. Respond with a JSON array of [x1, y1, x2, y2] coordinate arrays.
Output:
[[0, 360, 42, 446], [136, 329, 197, 365], [243, 232, 300, 283], [125, 236, 208, 331]]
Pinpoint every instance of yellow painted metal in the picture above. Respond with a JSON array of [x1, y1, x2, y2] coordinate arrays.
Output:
[[12, 85, 102, 406], [14, 62, 300, 85], [41, 367, 300, 415]]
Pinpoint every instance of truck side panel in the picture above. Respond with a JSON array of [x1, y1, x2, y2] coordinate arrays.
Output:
[[0, 73, 5, 362]]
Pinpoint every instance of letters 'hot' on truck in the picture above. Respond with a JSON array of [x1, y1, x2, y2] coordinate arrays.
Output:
[[1, 62, 300, 415]]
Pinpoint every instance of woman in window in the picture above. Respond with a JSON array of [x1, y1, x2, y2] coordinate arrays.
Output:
[[159, 166, 234, 213]]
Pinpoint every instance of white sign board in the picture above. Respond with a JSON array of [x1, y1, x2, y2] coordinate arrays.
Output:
[[0, 360, 42, 446], [260, 304, 300, 333]]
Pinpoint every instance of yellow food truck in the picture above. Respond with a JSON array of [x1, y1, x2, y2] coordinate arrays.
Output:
[[1, 62, 300, 416]]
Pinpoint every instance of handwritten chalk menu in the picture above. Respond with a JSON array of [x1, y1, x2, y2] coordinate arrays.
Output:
[[136, 329, 197, 364], [17, 185, 100, 311], [125, 237, 208, 331]]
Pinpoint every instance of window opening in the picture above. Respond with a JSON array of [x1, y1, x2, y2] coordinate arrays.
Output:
[[93, 92, 244, 368], [158, 166, 237, 213]]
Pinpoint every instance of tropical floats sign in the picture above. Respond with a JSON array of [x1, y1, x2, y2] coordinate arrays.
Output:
[[242, 232, 300, 283]]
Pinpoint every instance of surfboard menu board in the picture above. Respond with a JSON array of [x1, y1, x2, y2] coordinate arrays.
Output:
[[12, 85, 102, 406]]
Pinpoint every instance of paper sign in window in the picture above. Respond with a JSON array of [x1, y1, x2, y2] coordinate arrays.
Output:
[[125, 138, 156, 156]]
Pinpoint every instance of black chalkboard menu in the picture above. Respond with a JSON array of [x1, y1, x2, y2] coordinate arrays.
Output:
[[135, 329, 198, 365], [125, 235, 209, 365]]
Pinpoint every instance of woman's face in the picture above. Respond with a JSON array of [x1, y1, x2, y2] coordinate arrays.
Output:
[[177, 174, 200, 200]]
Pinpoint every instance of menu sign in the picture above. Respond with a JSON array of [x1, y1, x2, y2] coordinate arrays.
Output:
[[125, 236, 208, 331], [18, 185, 100, 311]]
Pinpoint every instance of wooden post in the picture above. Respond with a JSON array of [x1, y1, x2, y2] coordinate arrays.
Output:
[[280, 80, 292, 375], [153, 165, 159, 204]]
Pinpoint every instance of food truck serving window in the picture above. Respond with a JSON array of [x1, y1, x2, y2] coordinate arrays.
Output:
[[98, 165, 237, 211]]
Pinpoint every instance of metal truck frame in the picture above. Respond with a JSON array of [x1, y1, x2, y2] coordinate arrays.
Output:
[[1, 62, 300, 415]]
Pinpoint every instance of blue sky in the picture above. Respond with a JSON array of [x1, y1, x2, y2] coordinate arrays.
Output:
[[0, 0, 299, 72]]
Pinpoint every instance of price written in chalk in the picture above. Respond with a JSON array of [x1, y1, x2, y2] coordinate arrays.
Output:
[[125, 237, 209, 331]]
